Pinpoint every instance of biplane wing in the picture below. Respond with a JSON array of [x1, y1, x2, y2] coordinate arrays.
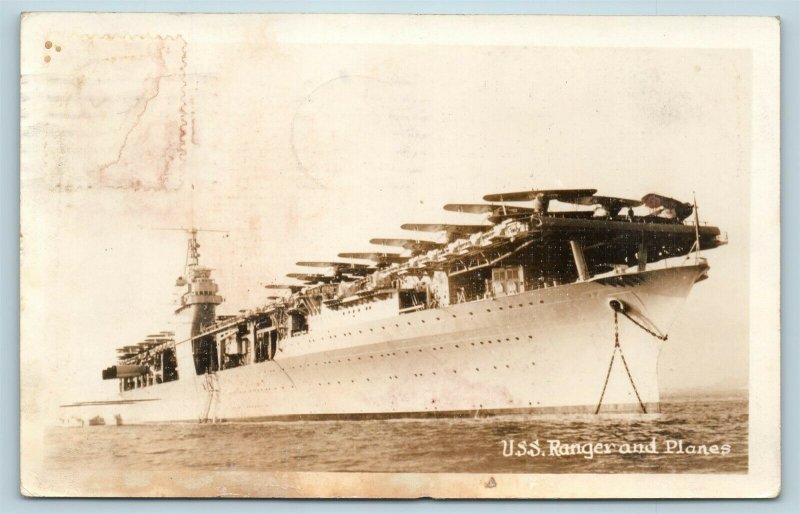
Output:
[[482, 188, 598, 214], [264, 284, 304, 293], [443, 203, 534, 224], [369, 238, 445, 253], [443, 203, 535, 216], [286, 273, 346, 284], [641, 193, 694, 221], [482, 188, 597, 203], [400, 223, 490, 234], [337, 252, 408, 264], [296, 261, 374, 276]]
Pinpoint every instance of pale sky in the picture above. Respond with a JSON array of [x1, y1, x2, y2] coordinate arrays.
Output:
[[21, 14, 753, 411]]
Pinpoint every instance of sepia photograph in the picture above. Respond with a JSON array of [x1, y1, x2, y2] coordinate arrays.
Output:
[[19, 13, 780, 498]]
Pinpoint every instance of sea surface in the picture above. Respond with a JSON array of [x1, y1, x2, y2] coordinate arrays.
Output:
[[45, 396, 747, 474]]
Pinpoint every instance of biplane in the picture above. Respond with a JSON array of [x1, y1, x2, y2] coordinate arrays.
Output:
[[264, 284, 304, 294], [296, 261, 376, 277], [482, 188, 598, 213], [400, 223, 491, 243], [369, 238, 445, 255], [337, 252, 409, 265]]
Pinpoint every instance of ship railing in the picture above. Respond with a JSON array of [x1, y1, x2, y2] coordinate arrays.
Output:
[[399, 304, 426, 314]]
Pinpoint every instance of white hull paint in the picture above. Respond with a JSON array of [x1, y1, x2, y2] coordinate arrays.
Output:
[[63, 263, 707, 424]]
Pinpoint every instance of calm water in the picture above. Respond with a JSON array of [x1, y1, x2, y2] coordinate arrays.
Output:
[[45, 397, 747, 474]]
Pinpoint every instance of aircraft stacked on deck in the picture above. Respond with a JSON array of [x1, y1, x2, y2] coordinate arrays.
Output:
[[64, 189, 726, 424]]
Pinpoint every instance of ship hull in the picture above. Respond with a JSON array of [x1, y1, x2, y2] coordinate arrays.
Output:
[[62, 263, 707, 424]]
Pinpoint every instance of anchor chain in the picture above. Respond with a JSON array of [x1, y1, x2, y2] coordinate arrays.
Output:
[[619, 309, 669, 341], [594, 310, 648, 414]]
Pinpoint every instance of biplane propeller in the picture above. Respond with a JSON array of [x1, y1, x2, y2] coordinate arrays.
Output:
[[442, 203, 535, 224], [482, 188, 598, 214], [337, 252, 409, 266], [368, 238, 445, 254], [571, 195, 643, 217], [641, 193, 694, 221], [400, 223, 491, 242]]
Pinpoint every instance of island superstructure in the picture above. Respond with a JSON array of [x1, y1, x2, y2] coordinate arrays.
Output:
[[62, 188, 727, 424]]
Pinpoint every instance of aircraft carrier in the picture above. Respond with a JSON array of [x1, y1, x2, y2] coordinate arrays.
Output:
[[60, 188, 727, 424]]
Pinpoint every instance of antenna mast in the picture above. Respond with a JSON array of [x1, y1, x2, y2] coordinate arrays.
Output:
[[153, 227, 229, 277], [692, 192, 701, 263]]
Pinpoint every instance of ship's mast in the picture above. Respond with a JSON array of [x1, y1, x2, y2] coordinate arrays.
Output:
[[154, 226, 227, 288]]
